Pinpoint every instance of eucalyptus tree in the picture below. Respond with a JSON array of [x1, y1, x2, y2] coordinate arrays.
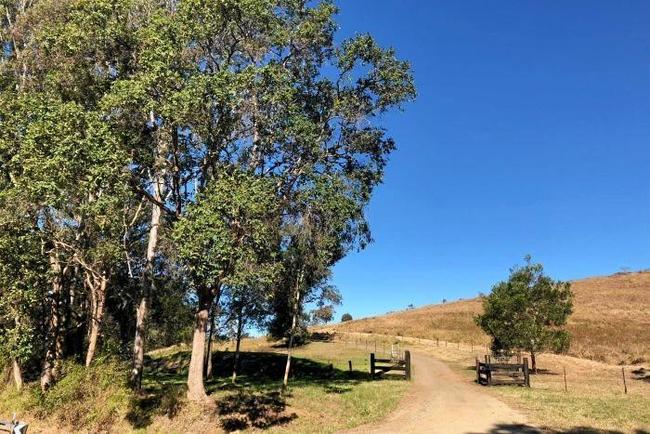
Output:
[[0, 193, 49, 391], [101, 0, 414, 391], [0, 0, 141, 386], [0, 0, 415, 402], [173, 170, 280, 402], [276, 175, 368, 388]]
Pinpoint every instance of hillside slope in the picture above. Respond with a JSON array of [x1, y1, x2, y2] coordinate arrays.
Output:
[[330, 271, 650, 365]]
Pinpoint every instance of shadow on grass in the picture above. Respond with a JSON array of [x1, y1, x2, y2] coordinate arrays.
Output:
[[475, 423, 649, 434], [217, 390, 297, 431], [126, 383, 185, 429], [127, 349, 384, 431], [631, 367, 649, 383]]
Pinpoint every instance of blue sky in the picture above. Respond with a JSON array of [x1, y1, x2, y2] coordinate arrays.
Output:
[[330, 0, 650, 319]]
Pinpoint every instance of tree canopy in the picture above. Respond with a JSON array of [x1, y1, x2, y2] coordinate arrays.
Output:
[[0, 0, 414, 403]]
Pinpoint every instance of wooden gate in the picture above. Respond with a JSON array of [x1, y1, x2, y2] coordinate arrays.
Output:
[[370, 350, 411, 380], [476, 355, 530, 387]]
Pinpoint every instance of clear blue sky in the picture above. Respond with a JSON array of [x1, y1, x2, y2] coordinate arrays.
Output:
[[331, 0, 650, 320]]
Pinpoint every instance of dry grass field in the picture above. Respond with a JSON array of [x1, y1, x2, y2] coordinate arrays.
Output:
[[330, 271, 650, 365]]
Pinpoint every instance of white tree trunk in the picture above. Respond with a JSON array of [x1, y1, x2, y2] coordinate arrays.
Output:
[[85, 274, 107, 367], [41, 250, 63, 391], [12, 358, 23, 391], [283, 276, 302, 390], [231, 311, 244, 384], [131, 170, 165, 388]]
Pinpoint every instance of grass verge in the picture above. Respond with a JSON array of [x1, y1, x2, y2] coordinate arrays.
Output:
[[339, 331, 650, 433], [0, 339, 409, 433]]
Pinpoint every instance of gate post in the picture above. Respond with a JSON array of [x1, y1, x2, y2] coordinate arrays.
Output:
[[523, 357, 530, 387], [370, 353, 375, 379], [405, 350, 411, 381]]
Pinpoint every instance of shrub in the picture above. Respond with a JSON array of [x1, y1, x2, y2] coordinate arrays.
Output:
[[341, 313, 353, 322], [36, 358, 133, 430]]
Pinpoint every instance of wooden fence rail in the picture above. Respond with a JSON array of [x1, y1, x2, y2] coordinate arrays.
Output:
[[370, 350, 411, 380]]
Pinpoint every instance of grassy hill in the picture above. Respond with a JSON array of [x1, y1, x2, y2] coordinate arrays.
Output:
[[329, 271, 650, 365]]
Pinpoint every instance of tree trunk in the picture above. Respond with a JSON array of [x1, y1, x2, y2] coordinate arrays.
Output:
[[205, 304, 217, 379], [282, 278, 302, 390], [187, 288, 217, 404], [85, 274, 107, 367], [41, 250, 64, 392], [131, 173, 165, 389], [530, 352, 537, 373], [231, 311, 244, 384], [12, 358, 23, 391]]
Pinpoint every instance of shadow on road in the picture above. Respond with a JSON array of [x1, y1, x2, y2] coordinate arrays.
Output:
[[473, 424, 650, 434]]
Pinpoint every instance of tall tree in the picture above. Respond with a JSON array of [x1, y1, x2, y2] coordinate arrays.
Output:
[[1, 0, 141, 387], [173, 170, 279, 403], [0, 194, 48, 391]]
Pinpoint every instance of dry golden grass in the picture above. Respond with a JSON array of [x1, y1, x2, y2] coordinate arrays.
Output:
[[329, 271, 650, 365]]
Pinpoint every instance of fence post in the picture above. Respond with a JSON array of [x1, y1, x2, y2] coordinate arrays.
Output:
[[370, 353, 375, 379], [563, 366, 568, 392], [475, 358, 480, 384], [349, 360, 352, 373], [405, 350, 411, 381], [487, 355, 492, 386], [523, 357, 530, 387], [622, 367, 627, 394]]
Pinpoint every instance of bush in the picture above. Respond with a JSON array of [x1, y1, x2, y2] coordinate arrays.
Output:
[[35, 358, 133, 430], [341, 313, 353, 322]]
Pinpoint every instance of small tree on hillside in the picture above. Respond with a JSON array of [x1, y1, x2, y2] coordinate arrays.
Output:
[[341, 313, 353, 322], [475, 257, 573, 372]]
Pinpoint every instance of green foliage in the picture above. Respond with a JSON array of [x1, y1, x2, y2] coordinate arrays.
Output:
[[36, 359, 132, 427], [0, 196, 48, 366], [173, 169, 281, 291], [341, 313, 353, 322], [0, 0, 414, 406], [475, 257, 574, 356]]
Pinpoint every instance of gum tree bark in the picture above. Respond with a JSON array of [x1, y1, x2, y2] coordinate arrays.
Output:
[[85, 272, 108, 366], [231, 309, 244, 384], [12, 358, 23, 391], [187, 287, 219, 403], [41, 249, 64, 391], [131, 118, 167, 389], [283, 272, 303, 390], [205, 304, 218, 379], [130, 176, 164, 388]]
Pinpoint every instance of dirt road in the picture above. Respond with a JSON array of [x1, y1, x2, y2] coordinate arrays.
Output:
[[341, 351, 532, 434]]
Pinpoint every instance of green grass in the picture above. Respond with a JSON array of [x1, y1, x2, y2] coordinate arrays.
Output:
[[135, 340, 409, 433], [0, 358, 135, 433]]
